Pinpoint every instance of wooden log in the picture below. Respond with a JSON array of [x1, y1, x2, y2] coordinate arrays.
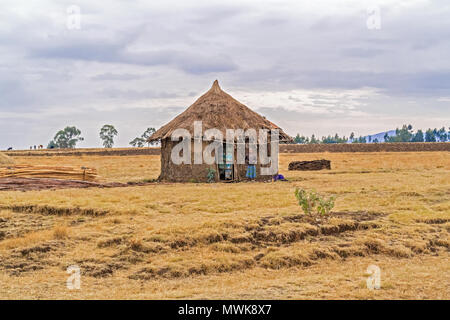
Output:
[[0, 165, 98, 181]]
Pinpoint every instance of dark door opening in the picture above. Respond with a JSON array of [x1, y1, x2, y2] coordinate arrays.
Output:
[[218, 143, 234, 181]]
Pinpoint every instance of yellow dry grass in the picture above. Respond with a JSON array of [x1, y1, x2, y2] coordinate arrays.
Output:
[[0, 165, 97, 181], [0, 153, 14, 166], [11, 155, 159, 183], [0, 151, 448, 299], [53, 225, 69, 240]]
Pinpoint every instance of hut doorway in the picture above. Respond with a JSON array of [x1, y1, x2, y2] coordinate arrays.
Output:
[[218, 143, 234, 181]]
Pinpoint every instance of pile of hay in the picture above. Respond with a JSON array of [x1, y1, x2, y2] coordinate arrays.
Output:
[[0, 153, 14, 166]]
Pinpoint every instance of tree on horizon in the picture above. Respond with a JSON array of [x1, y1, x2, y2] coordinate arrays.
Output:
[[48, 126, 84, 149]]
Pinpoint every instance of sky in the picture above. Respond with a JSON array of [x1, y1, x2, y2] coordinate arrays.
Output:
[[0, 0, 449, 149]]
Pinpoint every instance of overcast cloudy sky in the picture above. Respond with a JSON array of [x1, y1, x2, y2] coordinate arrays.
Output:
[[1, 0, 449, 148]]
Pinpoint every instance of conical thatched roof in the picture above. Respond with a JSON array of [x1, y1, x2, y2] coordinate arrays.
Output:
[[149, 80, 292, 142]]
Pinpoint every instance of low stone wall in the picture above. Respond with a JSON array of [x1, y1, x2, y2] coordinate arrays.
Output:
[[280, 142, 450, 153], [3, 142, 448, 157], [5, 148, 161, 157]]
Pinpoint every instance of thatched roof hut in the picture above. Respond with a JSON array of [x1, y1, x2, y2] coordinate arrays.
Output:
[[150, 80, 292, 142], [149, 80, 292, 182]]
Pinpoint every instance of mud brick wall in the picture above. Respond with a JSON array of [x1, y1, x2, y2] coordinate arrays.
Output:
[[5, 148, 161, 157], [4, 142, 449, 157]]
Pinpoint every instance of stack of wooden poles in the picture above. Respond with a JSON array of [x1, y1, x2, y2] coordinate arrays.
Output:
[[0, 165, 98, 181]]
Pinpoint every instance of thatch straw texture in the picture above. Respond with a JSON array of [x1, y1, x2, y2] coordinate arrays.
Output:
[[149, 80, 292, 142]]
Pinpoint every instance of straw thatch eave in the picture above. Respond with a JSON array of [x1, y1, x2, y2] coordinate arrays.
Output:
[[148, 80, 292, 143]]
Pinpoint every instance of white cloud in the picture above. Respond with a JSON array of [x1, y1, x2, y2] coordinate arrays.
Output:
[[0, 0, 449, 149]]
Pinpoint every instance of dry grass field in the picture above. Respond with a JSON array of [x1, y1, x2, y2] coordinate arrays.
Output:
[[0, 152, 448, 299]]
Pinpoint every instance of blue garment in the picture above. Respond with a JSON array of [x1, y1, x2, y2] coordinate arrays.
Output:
[[246, 165, 256, 179]]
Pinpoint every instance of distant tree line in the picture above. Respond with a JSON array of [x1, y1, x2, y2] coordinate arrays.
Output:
[[383, 125, 449, 143], [129, 127, 157, 147], [48, 126, 84, 149], [44, 123, 449, 148], [292, 124, 450, 144], [47, 125, 156, 149]]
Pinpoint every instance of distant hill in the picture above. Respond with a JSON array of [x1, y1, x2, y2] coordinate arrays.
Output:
[[365, 130, 396, 143], [348, 130, 396, 143]]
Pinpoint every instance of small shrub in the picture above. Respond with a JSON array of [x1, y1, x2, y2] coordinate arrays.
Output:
[[206, 168, 216, 183], [294, 188, 335, 216], [317, 195, 336, 216]]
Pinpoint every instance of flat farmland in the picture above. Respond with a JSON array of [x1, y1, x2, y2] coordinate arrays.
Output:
[[0, 152, 448, 299]]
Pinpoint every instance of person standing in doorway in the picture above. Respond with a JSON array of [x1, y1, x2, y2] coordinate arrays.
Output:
[[245, 153, 257, 180]]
